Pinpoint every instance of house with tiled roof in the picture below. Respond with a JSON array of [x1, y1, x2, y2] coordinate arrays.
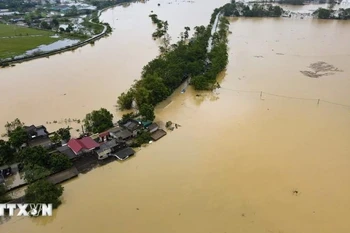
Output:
[[67, 137, 99, 155]]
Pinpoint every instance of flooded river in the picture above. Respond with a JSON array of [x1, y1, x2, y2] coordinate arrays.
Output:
[[1, 0, 350, 232]]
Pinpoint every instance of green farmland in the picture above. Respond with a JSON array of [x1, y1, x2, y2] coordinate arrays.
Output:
[[0, 24, 60, 59]]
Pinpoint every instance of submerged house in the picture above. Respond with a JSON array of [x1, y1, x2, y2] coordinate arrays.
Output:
[[95, 139, 127, 160], [114, 147, 135, 161], [24, 125, 49, 139], [123, 120, 142, 137], [67, 137, 99, 155], [151, 129, 167, 141], [56, 145, 78, 160], [109, 126, 133, 140], [147, 123, 159, 134], [24, 125, 52, 149]]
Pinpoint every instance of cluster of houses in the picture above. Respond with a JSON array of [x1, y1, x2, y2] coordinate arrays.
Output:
[[57, 119, 166, 162], [0, 118, 167, 184]]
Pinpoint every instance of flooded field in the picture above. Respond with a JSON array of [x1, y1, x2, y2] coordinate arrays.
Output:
[[1, 0, 350, 232], [15, 38, 81, 59]]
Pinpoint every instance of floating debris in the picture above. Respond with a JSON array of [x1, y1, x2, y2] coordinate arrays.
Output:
[[292, 189, 300, 196], [301, 61, 342, 78], [166, 121, 173, 128]]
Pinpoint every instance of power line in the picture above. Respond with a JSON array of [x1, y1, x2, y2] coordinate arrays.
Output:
[[220, 87, 350, 109]]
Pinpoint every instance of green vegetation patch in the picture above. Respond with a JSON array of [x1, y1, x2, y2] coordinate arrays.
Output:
[[0, 23, 53, 37], [0, 24, 60, 59]]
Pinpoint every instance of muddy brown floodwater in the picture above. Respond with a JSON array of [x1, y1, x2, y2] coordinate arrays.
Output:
[[1, 0, 350, 232]]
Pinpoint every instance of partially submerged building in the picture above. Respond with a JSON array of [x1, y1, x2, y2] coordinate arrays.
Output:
[[109, 126, 133, 140], [123, 120, 142, 137], [95, 139, 127, 160], [68, 136, 99, 155], [147, 123, 159, 134], [114, 147, 135, 161], [56, 145, 78, 160], [151, 129, 167, 141], [24, 125, 52, 149], [24, 125, 49, 139]]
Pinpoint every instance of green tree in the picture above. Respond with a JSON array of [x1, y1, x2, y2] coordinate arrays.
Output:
[[25, 180, 64, 209], [22, 164, 51, 183], [5, 118, 24, 135], [141, 74, 170, 105], [117, 90, 134, 110], [314, 8, 332, 19], [84, 108, 114, 133], [184, 26, 190, 40], [134, 87, 151, 107], [139, 104, 155, 121], [18, 146, 48, 168], [51, 18, 59, 28], [18, 146, 71, 182], [51, 132, 61, 144], [131, 131, 152, 147], [57, 128, 71, 141], [49, 152, 72, 173], [66, 24, 74, 33], [0, 140, 16, 166], [8, 126, 28, 149], [40, 21, 51, 30], [24, 14, 32, 25]]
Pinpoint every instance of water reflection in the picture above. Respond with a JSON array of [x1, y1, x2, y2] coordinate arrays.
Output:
[[15, 39, 80, 58]]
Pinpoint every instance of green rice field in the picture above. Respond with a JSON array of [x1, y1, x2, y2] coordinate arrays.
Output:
[[0, 24, 60, 59]]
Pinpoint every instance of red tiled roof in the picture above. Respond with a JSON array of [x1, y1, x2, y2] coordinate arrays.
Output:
[[68, 137, 99, 154], [67, 139, 83, 154], [80, 137, 99, 149]]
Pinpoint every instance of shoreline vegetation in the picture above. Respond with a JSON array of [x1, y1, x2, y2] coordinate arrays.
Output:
[[0, 3, 118, 68], [117, 1, 284, 118]]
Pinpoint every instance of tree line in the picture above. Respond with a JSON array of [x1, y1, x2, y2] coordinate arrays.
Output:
[[191, 15, 229, 90], [221, 1, 283, 17], [117, 9, 224, 116], [313, 8, 350, 19]]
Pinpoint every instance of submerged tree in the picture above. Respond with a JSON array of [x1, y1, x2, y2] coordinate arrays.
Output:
[[18, 146, 72, 182], [139, 104, 155, 121], [5, 118, 24, 135], [25, 180, 64, 209], [0, 140, 16, 166], [117, 90, 134, 110], [84, 108, 114, 133], [57, 128, 71, 142], [8, 126, 28, 149]]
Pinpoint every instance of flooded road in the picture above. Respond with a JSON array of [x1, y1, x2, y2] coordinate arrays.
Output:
[[1, 0, 350, 232]]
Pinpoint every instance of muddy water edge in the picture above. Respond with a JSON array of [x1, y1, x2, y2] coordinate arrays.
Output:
[[1, 0, 350, 233]]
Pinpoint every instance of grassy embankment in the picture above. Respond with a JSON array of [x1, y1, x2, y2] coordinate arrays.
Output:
[[0, 24, 62, 59]]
